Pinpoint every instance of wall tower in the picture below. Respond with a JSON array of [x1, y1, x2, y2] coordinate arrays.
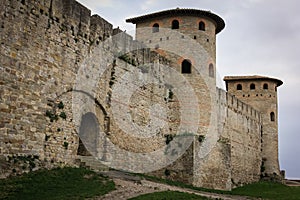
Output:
[[126, 8, 225, 85], [127, 9, 234, 190], [224, 76, 283, 178]]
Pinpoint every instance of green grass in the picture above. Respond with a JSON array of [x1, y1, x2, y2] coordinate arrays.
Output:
[[128, 191, 210, 200], [0, 167, 115, 200], [130, 181, 300, 200], [231, 181, 300, 200], [133, 173, 300, 200], [1, 168, 299, 200]]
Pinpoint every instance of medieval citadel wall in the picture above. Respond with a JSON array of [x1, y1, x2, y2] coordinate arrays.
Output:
[[0, 0, 115, 176], [0, 0, 263, 190], [220, 88, 262, 186], [191, 88, 261, 190], [0, 0, 186, 177]]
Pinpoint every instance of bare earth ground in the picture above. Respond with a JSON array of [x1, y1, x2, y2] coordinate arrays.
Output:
[[92, 171, 256, 200]]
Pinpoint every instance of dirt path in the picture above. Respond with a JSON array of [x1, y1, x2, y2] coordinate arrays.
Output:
[[93, 171, 255, 200], [285, 180, 300, 187]]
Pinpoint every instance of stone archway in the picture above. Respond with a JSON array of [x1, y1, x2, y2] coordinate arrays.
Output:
[[77, 112, 99, 156]]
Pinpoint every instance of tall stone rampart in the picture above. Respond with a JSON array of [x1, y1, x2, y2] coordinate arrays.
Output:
[[0, 0, 116, 176], [217, 88, 262, 188], [0, 0, 175, 177]]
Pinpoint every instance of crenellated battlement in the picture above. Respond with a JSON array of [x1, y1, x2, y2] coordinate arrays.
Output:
[[217, 88, 261, 122]]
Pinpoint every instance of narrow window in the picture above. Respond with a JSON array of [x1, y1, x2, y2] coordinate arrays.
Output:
[[209, 63, 214, 78], [237, 84, 242, 90], [172, 20, 179, 29], [270, 112, 275, 121], [199, 21, 205, 31], [250, 83, 255, 90], [152, 23, 159, 33], [263, 83, 268, 90], [181, 59, 191, 74]]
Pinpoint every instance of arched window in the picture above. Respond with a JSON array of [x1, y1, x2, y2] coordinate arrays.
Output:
[[209, 63, 214, 77], [263, 83, 268, 90], [152, 23, 159, 33], [270, 112, 275, 122], [250, 83, 255, 90], [172, 20, 179, 29], [237, 84, 242, 90], [181, 59, 191, 74], [199, 21, 205, 31]]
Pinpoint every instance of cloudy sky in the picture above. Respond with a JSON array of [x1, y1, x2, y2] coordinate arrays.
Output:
[[77, 0, 300, 179]]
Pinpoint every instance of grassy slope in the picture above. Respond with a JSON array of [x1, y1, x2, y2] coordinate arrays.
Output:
[[231, 181, 300, 200], [1, 168, 300, 200], [131, 181, 300, 200], [134, 174, 300, 200], [0, 167, 115, 200]]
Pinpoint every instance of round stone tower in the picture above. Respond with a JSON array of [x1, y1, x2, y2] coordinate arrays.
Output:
[[224, 75, 283, 178], [126, 9, 230, 189], [126, 8, 225, 83]]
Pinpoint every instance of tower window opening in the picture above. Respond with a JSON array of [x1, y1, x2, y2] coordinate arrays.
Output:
[[181, 59, 192, 74], [237, 84, 242, 90], [250, 83, 255, 90], [152, 23, 159, 33], [263, 83, 268, 90], [209, 63, 214, 78], [199, 21, 205, 31], [270, 112, 275, 122], [172, 20, 179, 29]]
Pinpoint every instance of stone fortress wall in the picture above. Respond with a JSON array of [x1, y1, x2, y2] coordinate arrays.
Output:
[[0, 0, 114, 172], [217, 88, 262, 188], [0, 0, 281, 190]]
